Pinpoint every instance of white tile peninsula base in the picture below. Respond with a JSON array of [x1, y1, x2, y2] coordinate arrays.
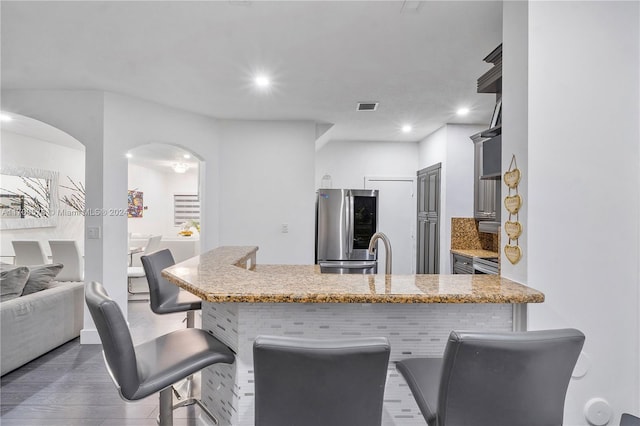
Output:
[[201, 302, 520, 426]]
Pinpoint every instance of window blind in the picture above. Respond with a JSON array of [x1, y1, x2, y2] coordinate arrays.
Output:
[[174, 194, 200, 226]]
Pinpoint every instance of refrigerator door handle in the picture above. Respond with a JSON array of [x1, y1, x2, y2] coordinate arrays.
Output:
[[347, 193, 354, 255], [342, 191, 349, 257]]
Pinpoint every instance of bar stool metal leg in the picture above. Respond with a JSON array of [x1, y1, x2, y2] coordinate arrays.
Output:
[[158, 387, 174, 426], [186, 310, 195, 328], [139, 251, 223, 425], [173, 310, 197, 404]]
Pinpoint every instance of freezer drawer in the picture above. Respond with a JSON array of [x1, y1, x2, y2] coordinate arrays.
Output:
[[319, 261, 378, 275]]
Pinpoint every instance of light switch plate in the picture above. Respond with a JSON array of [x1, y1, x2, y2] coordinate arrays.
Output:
[[87, 226, 101, 239]]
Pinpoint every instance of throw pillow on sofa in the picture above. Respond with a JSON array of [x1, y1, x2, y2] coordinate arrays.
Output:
[[0, 265, 30, 302], [22, 263, 64, 296]]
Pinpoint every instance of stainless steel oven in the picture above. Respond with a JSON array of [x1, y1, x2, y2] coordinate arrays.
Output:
[[473, 257, 499, 275]]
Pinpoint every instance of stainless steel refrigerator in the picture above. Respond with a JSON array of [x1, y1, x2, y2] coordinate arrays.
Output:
[[315, 189, 379, 274]]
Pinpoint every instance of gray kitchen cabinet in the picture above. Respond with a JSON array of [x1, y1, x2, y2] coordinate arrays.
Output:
[[472, 43, 502, 225], [417, 168, 439, 216], [471, 133, 498, 221], [416, 163, 440, 274], [417, 173, 427, 215], [417, 217, 439, 274], [452, 253, 473, 274]]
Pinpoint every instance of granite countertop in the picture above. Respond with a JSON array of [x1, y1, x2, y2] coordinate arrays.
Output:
[[450, 248, 499, 259], [162, 246, 543, 304]]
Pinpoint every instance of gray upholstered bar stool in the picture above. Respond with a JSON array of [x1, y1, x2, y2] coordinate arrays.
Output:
[[396, 328, 585, 426], [253, 335, 391, 426], [141, 249, 201, 326], [85, 281, 234, 426], [622, 413, 640, 426], [141, 248, 203, 403]]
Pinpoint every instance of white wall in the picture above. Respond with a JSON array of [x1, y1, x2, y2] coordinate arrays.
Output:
[[127, 163, 198, 237], [1, 90, 223, 343], [219, 119, 316, 264], [315, 140, 419, 273], [95, 92, 222, 342], [502, 0, 528, 284], [314, 130, 477, 275], [1, 130, 86, 257], [2, 90, 110, 345], [2, 90, 320, 341], [441, 124, 480, 240], [103, 91, 221, 248], [520, 2, 639, 424], [417, 126, 447, 169], [315, 140, 418, 189], [418, 124, 481, 273]]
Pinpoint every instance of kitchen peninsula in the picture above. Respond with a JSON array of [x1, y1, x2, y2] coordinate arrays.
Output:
[[163, 246, 544, 426]]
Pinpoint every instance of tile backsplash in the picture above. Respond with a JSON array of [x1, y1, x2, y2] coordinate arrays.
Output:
[[451, 218, 499, 252], [479, 231, 499, 251]]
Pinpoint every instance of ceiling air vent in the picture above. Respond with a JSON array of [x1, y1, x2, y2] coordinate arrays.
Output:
[[357, 102, 379, 111]]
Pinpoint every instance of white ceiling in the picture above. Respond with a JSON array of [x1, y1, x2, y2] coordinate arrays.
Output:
[[1, 0, 503, 146]]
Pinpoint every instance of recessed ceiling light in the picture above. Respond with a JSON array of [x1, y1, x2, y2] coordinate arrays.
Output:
[[457, 107, 470, 116], [183, 154, 191, 159], [0, 113, 13, 122], [254, 75, 271, 88], [401, 125, 413, 133], [126, 153, 133, 159]]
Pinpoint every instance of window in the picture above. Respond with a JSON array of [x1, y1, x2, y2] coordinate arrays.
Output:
[[173, 194, 200, 226]]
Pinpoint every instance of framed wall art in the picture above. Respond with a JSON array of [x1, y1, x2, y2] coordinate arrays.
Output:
[[127, 190, 144, 218]]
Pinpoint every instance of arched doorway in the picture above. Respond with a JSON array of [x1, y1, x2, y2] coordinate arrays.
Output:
[[125, 142, 202, 298], [0, 112, 86, 278]]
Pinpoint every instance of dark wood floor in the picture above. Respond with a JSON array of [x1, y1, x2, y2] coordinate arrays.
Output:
[[0, 301, 211, 426]]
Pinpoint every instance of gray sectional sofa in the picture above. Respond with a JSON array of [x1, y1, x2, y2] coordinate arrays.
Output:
[[1, 280, 84, 375]]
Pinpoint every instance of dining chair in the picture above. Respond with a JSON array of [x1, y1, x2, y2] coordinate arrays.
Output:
[[49, 240, 84, 281], [129, 234, 162, 266], [12, 240, 48, 265], [253, 335, 390, 426], [85, 281, 235, 426], [144, 234, 162, 254], [396, 328, 585, 426], [128, 234, 162, 296]]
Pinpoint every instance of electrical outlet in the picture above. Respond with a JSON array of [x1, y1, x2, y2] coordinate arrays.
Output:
[[281, 223, 289, 234]]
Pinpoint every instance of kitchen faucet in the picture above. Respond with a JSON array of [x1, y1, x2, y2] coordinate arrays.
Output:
[[368, 232, 392, 275]]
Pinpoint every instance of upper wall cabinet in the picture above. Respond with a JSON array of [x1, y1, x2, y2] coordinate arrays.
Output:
[[470, 44, 503, 229], [477, 44, 502, 94], [470, 133, 499, 222]]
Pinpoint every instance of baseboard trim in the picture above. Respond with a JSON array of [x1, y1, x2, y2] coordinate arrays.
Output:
[[80, 328, 101, 344]]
